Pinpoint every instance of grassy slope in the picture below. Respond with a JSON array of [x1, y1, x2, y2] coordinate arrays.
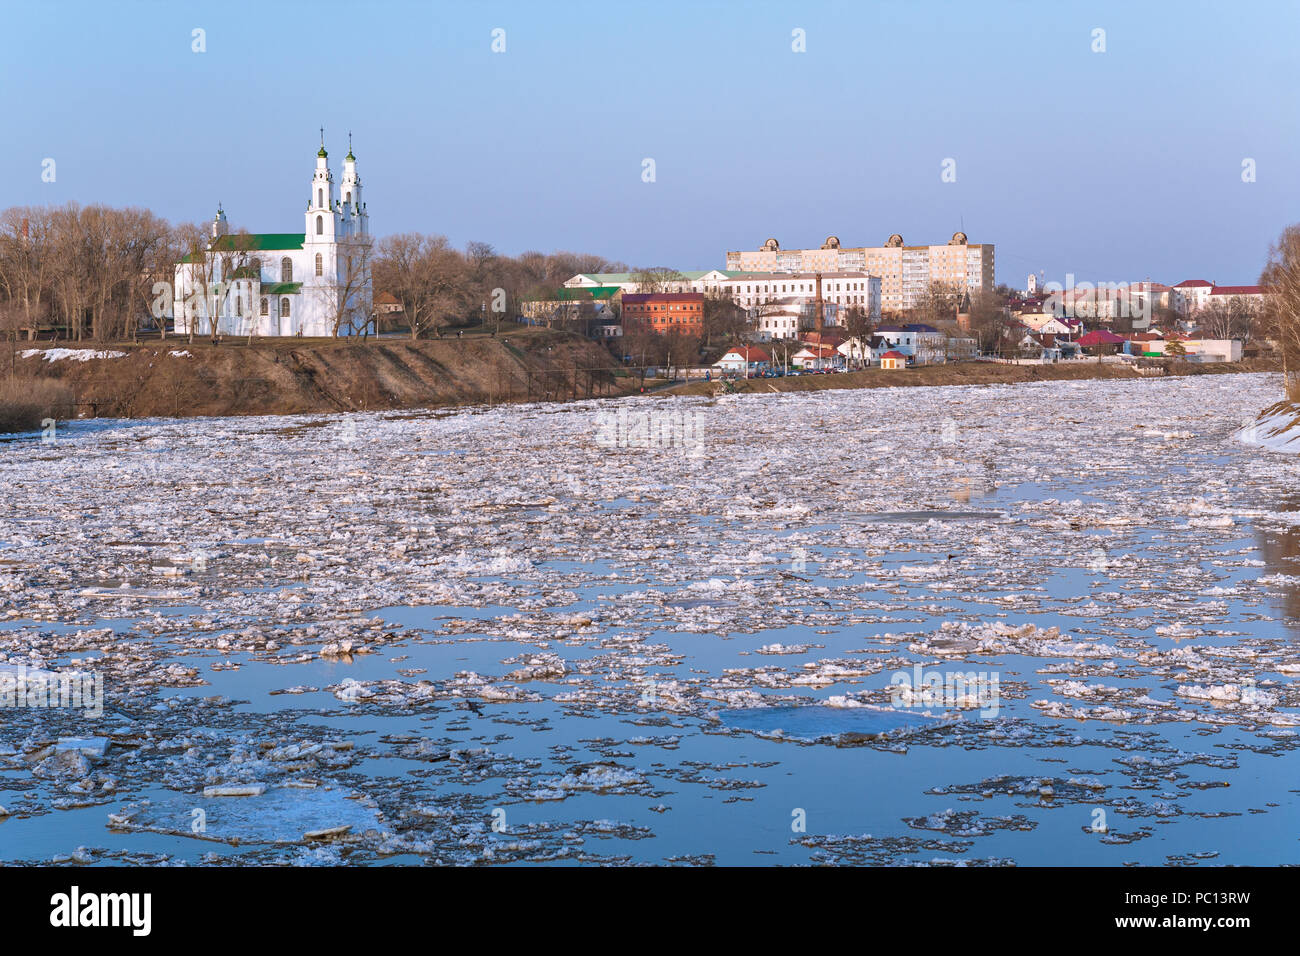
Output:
[[12, 328, 628, 420]]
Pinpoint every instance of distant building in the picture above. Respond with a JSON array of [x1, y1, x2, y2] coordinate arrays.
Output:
[[879, 349, 907, 370], [725, 233, 994, 313], [714, 345, 770, 375], [718, 271, 881, 318], [373, 291, 403, 314], [873, 323, 972, 364], [1208, 285, 1266, 308], [564, 270, 745, 295], [621, 292, 704, 336], [522, 285, 621, 330], [1172, 279, 1214, 315]]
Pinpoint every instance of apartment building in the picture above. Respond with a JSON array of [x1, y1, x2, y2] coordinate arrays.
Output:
[[725, 233, 994, 313]]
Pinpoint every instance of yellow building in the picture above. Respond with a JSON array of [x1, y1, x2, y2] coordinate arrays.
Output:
[[726, 233, 994, 314]]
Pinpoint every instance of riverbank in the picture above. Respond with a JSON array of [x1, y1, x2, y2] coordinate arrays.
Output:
[[6, 328, 628, 425]]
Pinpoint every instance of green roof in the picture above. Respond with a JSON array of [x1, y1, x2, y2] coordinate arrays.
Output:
[[260, 282, 303, 296], [577, 270, 749, 284], [218, 233, 305, 251], [556, 286, 621, 301]]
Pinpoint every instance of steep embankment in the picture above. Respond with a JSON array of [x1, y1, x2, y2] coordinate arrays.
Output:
[[12, 328, 625, 421]]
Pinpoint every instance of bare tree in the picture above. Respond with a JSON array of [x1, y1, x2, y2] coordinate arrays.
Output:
[[630, 267, 686, 293], [372, 233, 468, 340], [0, 208, 54, 342], [1259, 225, 1300, 396]]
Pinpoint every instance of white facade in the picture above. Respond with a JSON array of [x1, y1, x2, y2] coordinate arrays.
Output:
[[719, 271, 881, 318], [1173, 280, 1213, 315], [174, 141, 373, 337]]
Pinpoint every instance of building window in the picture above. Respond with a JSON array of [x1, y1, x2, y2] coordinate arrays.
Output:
[[315, 253, 323, 277], [318, 188, 323, 208], [281, 257, 293, 282], [280, 297, 290, 318], [316, 215, 323, 235], [235, 295, 242, 316], [260, 298, 268, 316], [345, 189, 351, 203]]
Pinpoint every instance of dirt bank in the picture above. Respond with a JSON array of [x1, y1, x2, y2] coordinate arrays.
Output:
[[11, 328, 628, 421], [663, 358, 1282, 398]]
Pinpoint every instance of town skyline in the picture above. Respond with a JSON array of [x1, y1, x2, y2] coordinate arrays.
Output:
[[2, 0, 1294, 287]]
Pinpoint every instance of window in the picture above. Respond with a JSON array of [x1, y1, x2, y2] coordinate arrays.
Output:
[[315, 253, 323, 277], [235, 295, 242, 316], [260, 298, 268, 316], [345, 189, 351, 203], [280, 298, 290, 318], [317, 188, 323, 208], [281, 257, 293, 282], [316, 215, 323, 235]]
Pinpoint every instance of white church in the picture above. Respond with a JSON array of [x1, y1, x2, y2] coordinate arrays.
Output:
[[174, 137, 373, 337]]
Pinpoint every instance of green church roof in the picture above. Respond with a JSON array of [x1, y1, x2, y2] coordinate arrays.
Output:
[[215, 233, 305, 251], [181, 233, 306, 263]]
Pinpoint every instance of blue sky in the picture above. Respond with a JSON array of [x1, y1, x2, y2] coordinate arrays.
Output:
[[2, 0, 1296, 287]]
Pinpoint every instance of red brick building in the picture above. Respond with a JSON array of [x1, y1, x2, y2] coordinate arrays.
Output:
[[621, 292, 704, 336]]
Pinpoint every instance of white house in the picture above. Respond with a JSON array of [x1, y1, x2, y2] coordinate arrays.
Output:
[[174, 138, 373, 337], [1173, 279, 1213, 315], [791, 344, 839, 370], [714, 345, 771, 375]]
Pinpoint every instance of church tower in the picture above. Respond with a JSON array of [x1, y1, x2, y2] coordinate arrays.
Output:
[[210, 203, 229, 240], [339, 134, 367, 239], [305, 134, 337, 243]]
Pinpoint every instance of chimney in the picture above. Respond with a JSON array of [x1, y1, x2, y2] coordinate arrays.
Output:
[[813, 272, 824, 332]]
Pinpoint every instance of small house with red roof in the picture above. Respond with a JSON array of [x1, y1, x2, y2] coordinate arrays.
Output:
[[791, 343, 840, 370], [879, 349, 906, 371], [713, 344, 771, 376]]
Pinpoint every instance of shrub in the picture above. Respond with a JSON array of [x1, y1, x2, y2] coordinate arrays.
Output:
[[0, 376, 75, 433]]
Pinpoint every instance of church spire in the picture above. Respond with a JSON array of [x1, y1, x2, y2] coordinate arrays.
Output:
[[307, 134, 337, 242]]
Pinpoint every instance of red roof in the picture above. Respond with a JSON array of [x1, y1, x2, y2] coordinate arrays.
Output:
[[1173, 279, 1212, 288], [880, 349, 906, 359], [725, 345, 769, 362], [797, 343, 837, 356], [374, 291, 399, 305], [1076, 329, 1126, 346], [1210, 285, 1262, 296], [801, 330, 846, 346]]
